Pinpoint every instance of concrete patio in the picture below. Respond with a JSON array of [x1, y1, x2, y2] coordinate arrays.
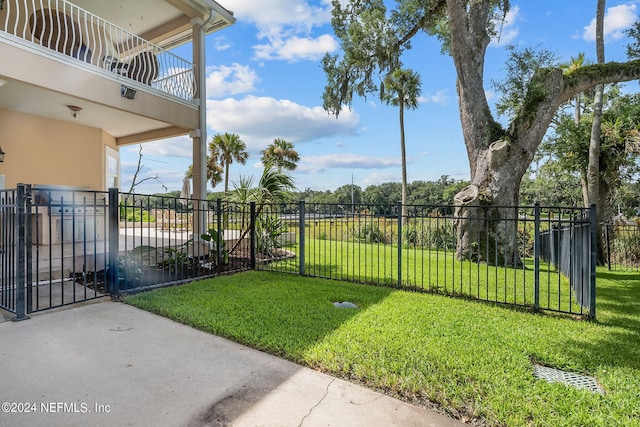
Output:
[[0, 300, 465, 427]]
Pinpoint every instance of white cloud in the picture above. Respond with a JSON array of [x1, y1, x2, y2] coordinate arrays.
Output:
[[123, 136, 193, 158], [120, 137, 193, 193], [212, 36, 232, 51], [297, 153, 401, 173], [254, 34, 338, 62], [205, 64, 260, 98], [490, 5, 521, 47], [206, 96, 360, 150], [230, 0, 332, 29], [420, 90, 448, 104], [228, 0, 338, 61], [583, 3, 637, 41]]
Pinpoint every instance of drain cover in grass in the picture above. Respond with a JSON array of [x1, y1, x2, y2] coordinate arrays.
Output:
[[532, 364, 604, 394], [333, 301, 358, 308]]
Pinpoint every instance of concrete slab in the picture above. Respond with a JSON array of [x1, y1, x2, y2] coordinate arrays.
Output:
[[0, 301, 465, 427]]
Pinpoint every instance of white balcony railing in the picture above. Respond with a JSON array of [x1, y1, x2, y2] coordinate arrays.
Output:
[[1, 0, 196, 101]]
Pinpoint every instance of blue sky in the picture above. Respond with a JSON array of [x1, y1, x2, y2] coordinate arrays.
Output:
[[120, 0, 640, 194]]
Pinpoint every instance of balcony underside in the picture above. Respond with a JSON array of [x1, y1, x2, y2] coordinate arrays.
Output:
[[0, 40, 198, 143], [0, 0, 235, 142]]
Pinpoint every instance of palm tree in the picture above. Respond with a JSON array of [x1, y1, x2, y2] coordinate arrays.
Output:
[[560, 53, 589, 204], [587, 0, 606, 262], [256, 161, 296, 205], [381, 68, 421, 222], [560, 52, 586, 125], [261, 138, 300, 171], [185, 154, 223, 189], [227, 162, 296, 254], [210, 132, 249, 193]]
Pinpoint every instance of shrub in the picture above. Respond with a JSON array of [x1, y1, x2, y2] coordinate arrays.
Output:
[[119, 203, 156, 222], [610, 226, 640, 267], [354, 222, 388, 244], [201, 228, 229, 265], [402, 220, 455, 250], [257, 214, 288, 256]]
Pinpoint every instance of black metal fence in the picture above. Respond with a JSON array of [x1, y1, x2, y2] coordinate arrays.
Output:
[[539, 208, 596, 313], [1, 185, 253, 319], [257, 202, 596, 318], [0, 184, 597, 320], [0, 187, 22, 316], [112, 191, 253, 294], [604, 223, 640, 271]]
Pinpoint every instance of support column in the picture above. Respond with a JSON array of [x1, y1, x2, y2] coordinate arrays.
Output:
[[191, 15, 212, 237]]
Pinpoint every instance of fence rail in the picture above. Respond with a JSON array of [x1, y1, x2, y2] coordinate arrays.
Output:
[[0, 185, 598, 320], [604, 222, 640, 271], [113, 192, 252, 295], [258, 202, 596, 318], [538, 206, 596, 314], [0, 188, 19, 315], [1, 0, 195, 101], [1, 186, 256, 318]]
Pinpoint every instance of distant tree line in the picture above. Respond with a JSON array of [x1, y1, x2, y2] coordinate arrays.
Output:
[[295, 175, 468, 212], [142, 170, 639, 220]]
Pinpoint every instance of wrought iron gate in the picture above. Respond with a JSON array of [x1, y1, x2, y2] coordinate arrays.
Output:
[[1, 184, 110, 319]]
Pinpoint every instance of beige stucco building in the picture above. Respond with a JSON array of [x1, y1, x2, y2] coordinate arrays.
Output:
[[0, 0, 234, 198]]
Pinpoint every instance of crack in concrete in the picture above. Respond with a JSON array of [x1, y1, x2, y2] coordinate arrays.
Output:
[[298, 377, 336, 427]]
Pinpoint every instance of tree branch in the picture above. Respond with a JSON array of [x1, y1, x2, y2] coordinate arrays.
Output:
[[510, 60, 640, 155], [560, 60, 640, 102], [398, 1, 446, 47]]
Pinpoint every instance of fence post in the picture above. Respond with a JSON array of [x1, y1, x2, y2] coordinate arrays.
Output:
[[250, 202, 256, 270], [397, 201, 402, 288], [589, 204, 597, 319], [216, 198, 222, 273], [604, 223, 611, 271], [533, 202, 540, 311], [25, 184, 33, 315], [298, 201, 305, 275], [107, 188, 120, 297], [14, 184, 28, 320]]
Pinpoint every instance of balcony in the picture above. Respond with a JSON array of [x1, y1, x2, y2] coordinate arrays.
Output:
[[1, 0, 206, 102]]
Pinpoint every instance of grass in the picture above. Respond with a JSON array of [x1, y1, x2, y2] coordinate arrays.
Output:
[[125, 268, 640, 426], [266, 236, 582, 315]]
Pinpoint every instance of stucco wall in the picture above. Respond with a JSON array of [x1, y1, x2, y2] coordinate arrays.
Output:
[[0, 107, 115, 190]]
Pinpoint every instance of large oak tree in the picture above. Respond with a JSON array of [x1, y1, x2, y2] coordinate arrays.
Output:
[[323, 0, 640, 265]]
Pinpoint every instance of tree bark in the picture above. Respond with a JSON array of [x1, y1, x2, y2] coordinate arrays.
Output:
[[587, 0, 606, 263], [447, 1, 533, 266], [454, 140, 525, 266], [224, 163, 230, 193], [446, 0, 640, 266], [580, 172, 589, 209], [588, 83, 605, 262]]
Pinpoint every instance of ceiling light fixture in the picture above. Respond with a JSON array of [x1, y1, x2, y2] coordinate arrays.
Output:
[[121, 85, 136, 99], [67, 105, 82, 119]]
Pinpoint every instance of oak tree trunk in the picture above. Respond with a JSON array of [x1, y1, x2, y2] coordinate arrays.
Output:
[[454, 140, 527, 267], [443, 1, 640, 267]]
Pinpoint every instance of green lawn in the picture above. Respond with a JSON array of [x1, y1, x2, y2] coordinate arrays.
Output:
[[124, 268, 640, 426], [265, 237, 582, 315]]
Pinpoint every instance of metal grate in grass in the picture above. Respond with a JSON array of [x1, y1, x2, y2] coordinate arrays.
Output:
[[532, 364, 605, 394]]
